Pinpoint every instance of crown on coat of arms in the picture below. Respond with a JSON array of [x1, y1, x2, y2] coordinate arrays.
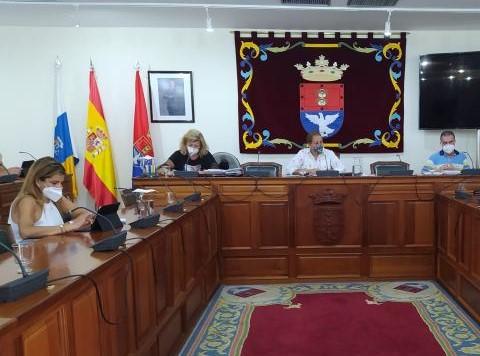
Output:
[[294, 55, 349, 82]]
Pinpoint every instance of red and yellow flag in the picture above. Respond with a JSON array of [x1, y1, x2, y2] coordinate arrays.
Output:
[[83, 69, 117, 206]]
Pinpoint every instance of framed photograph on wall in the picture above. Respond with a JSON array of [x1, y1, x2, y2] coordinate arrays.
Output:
[[148, 71, 195, 123]]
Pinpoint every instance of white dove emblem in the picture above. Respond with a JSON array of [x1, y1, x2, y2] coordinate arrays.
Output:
[[305, 112, 339, 137]]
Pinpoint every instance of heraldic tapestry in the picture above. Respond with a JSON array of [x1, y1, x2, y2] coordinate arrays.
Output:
[[235, 32, 407, 154]]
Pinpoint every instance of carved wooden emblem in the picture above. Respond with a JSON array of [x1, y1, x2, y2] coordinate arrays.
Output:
[[309, 189, 345, 245]]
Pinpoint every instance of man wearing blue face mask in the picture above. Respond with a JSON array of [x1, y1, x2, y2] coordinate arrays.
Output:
[[286, 131, 344, 176], [422, 131, 470, 174], [8, 157, 93, 242]]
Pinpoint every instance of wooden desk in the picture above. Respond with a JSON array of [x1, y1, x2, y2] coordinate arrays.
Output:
[[436, 193, 480, 322], [134, 175, 480, 283], [0, 196, 220, 356]]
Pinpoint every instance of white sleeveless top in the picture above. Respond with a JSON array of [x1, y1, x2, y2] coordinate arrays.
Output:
[[8, 200, 64, 242]]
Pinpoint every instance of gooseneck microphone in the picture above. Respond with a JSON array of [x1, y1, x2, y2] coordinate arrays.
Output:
[[463, 151, 475, 169], [19, 151, 38, 161], [70, 207, 127, 252], [0, 241, 49, 302]]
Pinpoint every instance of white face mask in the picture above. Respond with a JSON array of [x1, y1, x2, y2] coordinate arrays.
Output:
[[42, 186, 63, 202], [187, 146, 199, 156], [443, 144, 455, 154]]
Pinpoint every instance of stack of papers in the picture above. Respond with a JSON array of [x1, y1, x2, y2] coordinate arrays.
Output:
[[199, 168, 243, 176]]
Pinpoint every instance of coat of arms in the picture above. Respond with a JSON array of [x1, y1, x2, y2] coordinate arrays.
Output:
[[295, 55, 349, 138]]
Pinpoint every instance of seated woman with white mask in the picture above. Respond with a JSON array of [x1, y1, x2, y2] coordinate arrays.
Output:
[[8, 157, 93, 242], [160, 129, 218, 172]]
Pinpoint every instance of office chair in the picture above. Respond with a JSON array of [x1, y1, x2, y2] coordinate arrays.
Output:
[[370, 161, 410, 175], [241, 162, 282, 177], [213, 152, 241, 170]]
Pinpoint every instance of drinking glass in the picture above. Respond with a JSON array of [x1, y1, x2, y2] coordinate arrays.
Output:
[[11, 240, 35, 274], [352, 157, 363, 176]]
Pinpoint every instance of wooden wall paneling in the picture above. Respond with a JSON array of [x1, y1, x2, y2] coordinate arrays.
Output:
[[152, 231, 170, 317], [131, 244, 157, 346], [204, 256, 219, 300], [436, 195, 449, 253], [96, 258, 133, 356], [404, 200, 435, 247], [367, 201, 399, 247], [183, 278, 205, 331], [447, 203, 461, 262], [471, 215, 480, 282], [296, 254, 363, 278], [157, 310, 183, 356], [458, 212, 471, 271], [257, 201, 289, 248], [369, 255, 434, 278], [166, 226, 185, 304], [181, 216, 200, 290], [0, 331, 16, 356], [70, 286, 101, 356], [437, 254, 458, 294], [221, 202, 252, 250], [194, 210, 210, 266], [459, 276, 480, 322], [222, 256, 289, 279], [21, 306, 69, 356]]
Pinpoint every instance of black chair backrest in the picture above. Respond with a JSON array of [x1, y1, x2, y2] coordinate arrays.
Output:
[[241, 162, 282, 177], [370, 161, 410, 175]]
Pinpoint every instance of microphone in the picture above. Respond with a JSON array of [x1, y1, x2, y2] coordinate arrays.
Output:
[[0, 241, 49, 302], [257, 150, 261, 164], [396, 154, 402, 162], [70, 207, 127, 252], [19, 151, 38, 161], [161, 180, 185, 213], [463, 151, 475, 169]]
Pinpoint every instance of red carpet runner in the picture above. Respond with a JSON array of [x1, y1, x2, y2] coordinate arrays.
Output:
[[242, 292, 444, 356]]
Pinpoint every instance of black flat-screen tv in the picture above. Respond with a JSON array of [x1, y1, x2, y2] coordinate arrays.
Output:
[[419, 51, 480, 129]]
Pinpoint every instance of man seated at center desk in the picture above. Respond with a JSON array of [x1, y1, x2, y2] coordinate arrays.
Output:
[[286, 131, 345, 176]]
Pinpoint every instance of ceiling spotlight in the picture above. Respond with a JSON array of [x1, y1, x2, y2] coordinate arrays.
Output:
[[420, 60, 430, 67], [458, 69, 465, 73], [205, 7, 214, 32], [448, 75, 455, 80], [384, 10, 392, 38], [466, 76, 472, 81]]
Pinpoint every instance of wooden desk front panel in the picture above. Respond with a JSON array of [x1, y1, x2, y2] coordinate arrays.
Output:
[[0, 197, 221, 356], [436, 194, 480, 323], [134, 176, 480, 282]]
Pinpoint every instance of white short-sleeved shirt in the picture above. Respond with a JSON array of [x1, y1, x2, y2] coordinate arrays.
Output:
[[286, 147, 345, 175], [8, 200, 64, 242]]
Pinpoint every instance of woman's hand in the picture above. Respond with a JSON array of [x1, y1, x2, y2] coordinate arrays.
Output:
[[66, 213, 94, 232]]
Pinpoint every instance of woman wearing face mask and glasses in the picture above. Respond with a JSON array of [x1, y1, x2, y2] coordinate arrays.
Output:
[[8, 157, 93, 242], [159, 129, 218, 172]]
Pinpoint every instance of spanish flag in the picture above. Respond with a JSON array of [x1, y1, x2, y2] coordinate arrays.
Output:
[[54, 58, 79, 199], [132, 69, 155, 177], [83, 67, 117, 206]]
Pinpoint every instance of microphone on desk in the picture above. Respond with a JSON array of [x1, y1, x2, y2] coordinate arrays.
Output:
[[0, 241, 49, 303], [18, 151, 38, 161], [460, 151, 480, 175], [70, 206, 127, 252]]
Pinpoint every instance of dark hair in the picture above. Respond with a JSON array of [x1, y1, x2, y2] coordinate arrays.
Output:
[[440, 130, 455, 139], [306, 131, 323, 144]]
